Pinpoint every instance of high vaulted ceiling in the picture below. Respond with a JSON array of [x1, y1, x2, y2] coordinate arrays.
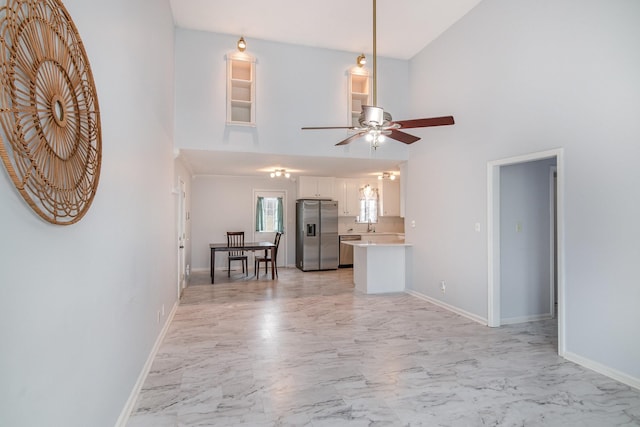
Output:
[[170, 0, 482, 177], [169, 0, 482, 60]]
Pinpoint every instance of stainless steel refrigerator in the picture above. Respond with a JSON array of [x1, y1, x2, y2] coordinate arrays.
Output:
[[296, 199, 339, 271]]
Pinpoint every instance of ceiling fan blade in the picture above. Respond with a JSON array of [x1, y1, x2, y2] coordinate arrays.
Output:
[[335, 133, 365, 146], [389, 129, 421, 144], [394, 116, 455, 129], [302, 126, 357, 130]]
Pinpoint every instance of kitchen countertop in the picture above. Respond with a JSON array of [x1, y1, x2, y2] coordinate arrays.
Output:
[[339, 232, 405, 236], [342, 241, 411, 247]]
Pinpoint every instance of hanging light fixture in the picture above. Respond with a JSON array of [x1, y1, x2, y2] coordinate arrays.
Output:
[[356, 53, 367, 67], [237, 36, 246, 52], [378, 172, 396, 180], [269, 169, 290, 178]]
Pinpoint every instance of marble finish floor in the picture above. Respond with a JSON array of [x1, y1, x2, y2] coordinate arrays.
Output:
[[127, 268, 640, 426]]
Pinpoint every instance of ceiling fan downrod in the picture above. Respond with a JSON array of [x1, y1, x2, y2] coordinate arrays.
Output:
[[372, 0, 377, 107]]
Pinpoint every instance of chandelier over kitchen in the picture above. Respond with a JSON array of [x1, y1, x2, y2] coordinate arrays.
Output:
[[378, 172, 396, 180], [270, 169, 290, 178]]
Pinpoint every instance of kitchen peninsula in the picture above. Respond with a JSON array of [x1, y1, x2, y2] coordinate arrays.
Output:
[[343, 240, 412, 294]]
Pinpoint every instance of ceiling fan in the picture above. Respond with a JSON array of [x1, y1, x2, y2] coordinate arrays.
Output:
[[301, 0, 455, 149]]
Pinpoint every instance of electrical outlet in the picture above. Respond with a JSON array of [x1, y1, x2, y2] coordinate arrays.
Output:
[[440, 281, 446, 293]]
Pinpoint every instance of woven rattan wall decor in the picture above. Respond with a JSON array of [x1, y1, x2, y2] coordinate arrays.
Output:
[[0, 0, 101, 225]]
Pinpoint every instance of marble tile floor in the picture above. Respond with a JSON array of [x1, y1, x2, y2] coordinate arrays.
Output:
[[127, 268, 640, 426]]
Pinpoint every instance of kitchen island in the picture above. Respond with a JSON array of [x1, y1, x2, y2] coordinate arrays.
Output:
[[343, 240, 412, 294]]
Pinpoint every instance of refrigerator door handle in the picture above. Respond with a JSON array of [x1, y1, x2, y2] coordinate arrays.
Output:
[[306, 223, 316, 237]]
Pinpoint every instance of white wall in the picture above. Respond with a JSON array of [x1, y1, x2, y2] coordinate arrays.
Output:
[[174, 29, 410, 161], [0, 1, 177, 426], [500, 159, 556, 322], [406, 0, 640, 383], [190, 175, 297, 271]]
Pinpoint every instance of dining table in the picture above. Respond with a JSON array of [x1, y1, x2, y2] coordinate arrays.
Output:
[[209, 241, 276, 284]]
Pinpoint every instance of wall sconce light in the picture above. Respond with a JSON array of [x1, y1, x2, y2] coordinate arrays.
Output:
[[270, 169, 290, 179], [357, 53, 366, 67], [378, 172, 396, 180], [237, 36, 246, 52]]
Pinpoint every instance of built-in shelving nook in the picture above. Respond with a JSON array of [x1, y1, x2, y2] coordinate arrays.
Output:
[[348, 67, 370, 127], [226, 51, 256, 126]]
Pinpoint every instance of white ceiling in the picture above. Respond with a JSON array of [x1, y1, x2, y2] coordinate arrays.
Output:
[[178, 149, 406, 179], [169, 0, 482, 60], [170, 0, 482, 177]]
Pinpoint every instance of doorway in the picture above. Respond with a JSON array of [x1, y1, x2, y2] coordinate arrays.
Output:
[[177, 177, 187, 297], [487, 148, 565, 356], [253, 190, 287, 269]]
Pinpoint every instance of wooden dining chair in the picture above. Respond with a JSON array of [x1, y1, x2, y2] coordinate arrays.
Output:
[[255, 232, 283, 280], [227, 231, 248, 277]]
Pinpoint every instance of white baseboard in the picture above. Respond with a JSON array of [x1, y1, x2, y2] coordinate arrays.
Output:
[[564, 351, 640, 391], [501, 313, 553, 325], [114, 302, 178, 427], [405, 289, 487, 325]]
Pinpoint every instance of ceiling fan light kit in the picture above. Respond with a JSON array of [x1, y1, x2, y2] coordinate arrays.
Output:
[[301, 0, 455, 150]]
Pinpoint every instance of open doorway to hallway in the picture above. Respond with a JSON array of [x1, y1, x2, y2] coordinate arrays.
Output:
[[487, 149, 565, 356]]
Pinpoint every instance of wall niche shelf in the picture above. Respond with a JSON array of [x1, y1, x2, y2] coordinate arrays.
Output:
[[226, 52, 256, 126], [348, 68, 370, 127]]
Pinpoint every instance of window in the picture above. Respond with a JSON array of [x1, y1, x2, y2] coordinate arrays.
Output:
[[255, 196, 284, 232], [357, 185, 378, 224]]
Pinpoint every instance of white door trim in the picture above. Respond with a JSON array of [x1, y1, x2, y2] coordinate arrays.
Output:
[[549, 166, 557, 319], [487, 148, 566, 356]]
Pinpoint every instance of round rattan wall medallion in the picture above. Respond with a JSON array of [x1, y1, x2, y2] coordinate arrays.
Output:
[[0, 0, 101, 225]]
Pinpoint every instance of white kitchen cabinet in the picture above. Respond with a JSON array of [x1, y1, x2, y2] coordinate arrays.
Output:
[[297, 176, 336, 199], [226, 52, 255, 126], [335, 178, 360, 216], [379, 179, 401, 217]]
